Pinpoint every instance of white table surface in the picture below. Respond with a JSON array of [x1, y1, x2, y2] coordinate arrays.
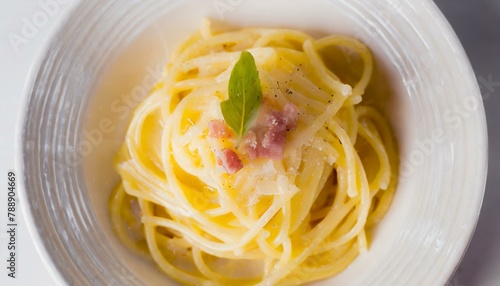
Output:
[[0, 1, 498, 285]]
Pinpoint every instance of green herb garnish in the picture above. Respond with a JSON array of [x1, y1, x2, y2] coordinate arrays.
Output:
[[220, 51, 263, 142]]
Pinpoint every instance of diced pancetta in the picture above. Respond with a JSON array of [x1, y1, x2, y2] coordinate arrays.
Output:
[[217, 148, 243, 174], [243, 102, 299, 160], [208, 120, 232, 138]]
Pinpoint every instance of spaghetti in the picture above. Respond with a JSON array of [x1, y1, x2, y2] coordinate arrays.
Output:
[[110, 20, 398, 285]]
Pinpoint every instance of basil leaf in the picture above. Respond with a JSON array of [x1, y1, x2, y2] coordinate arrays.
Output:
[[221, 51, 263, 141]]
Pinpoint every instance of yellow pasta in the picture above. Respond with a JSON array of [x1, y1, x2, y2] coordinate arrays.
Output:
[[110, 20, 398, 285]]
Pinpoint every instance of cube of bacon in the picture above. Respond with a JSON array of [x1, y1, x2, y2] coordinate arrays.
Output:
[[208, 120, 232, 138], [217, 148, 243, 174], [261, 110, 287, 159], [243, 102, 299, 160]]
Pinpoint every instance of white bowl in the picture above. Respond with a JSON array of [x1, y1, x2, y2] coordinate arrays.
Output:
[[19, 0, 488, 285]]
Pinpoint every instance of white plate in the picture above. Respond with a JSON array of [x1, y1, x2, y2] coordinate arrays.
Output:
[[19, 0, 487, 285]]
